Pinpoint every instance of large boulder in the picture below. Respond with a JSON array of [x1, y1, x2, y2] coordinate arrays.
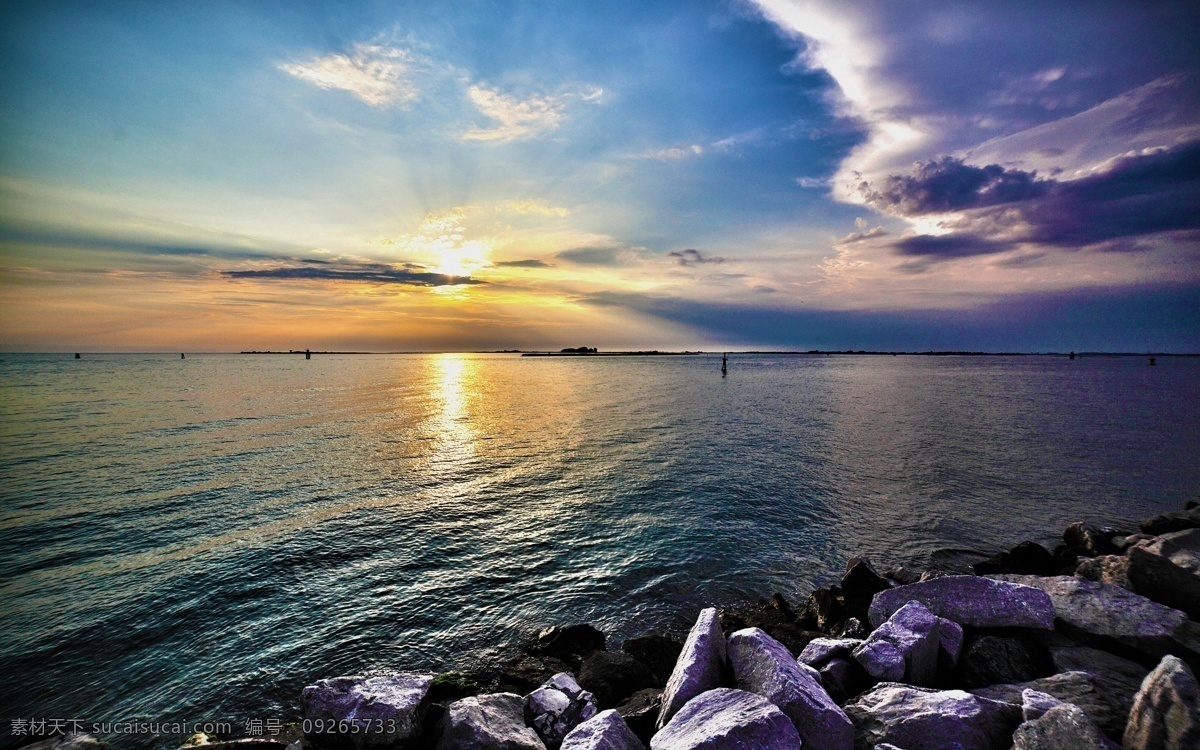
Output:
[[957, 634, 1053, 689], [650, 688, 801, 750], [868, 576, 1056, 630], [300, 673, 433, 750], [853, 601, 962, 686], [579, 652, 657, 709], [1075, 547, 1200, 621], [1048, 644, 1148, 722], [973, 541, 1059, 576], [621, 636, 682, 686], [524, 673, 599, 749], [1135, 528, 1200, 575], [971, 671, 1125, 741], [1123, 655, 1200, 750], [798, 637, 863, 669], [841, 557, 892, 623], [844, 683, 1021, 750], [437, 692, 546, 750], [656, 608, 727, 730], [1012, 703, 1119, 749], [728, 627, 853, 750], [560, 710, 644, 750], [1140, 506, 1200, 535], [990, 575, 1200, 662]]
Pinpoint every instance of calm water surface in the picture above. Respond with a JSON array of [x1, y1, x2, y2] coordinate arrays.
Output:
[[1, 353, 1197, 745]]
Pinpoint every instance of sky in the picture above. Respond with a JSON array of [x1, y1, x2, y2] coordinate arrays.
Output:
[[0, 0, 1197, 352]]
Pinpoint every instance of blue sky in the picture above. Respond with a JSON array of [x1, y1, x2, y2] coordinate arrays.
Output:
[[1, 1, 1197, 350]]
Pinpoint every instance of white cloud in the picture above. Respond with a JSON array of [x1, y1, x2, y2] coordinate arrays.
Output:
[[643, 144, 704, 160], [462, 85, 569, 142], [280, 39, 422, 107]]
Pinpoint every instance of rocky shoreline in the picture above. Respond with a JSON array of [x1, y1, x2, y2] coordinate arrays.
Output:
[[26, 502, 1200, 750]]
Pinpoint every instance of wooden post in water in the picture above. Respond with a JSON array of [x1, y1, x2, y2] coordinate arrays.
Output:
[[74, 353, 80, 359], [181, 353, 185, 359], [1150, 356, 1156, 366], [1069, 351, 1075, 360], [721, 352, 727, 377], [306, 348, 311, 360]]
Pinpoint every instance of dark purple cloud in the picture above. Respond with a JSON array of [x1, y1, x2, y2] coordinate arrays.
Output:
[[860, 158, 1046, 215], [668, 248, 727, 266], [221, 261, 482, 286]]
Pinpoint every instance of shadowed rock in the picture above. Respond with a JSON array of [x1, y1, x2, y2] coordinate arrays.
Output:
[[853, 601, 962, 686], [650, 688, 801, 750], [844, 683, 1021, 750], [1048, 644, 1148, 722], [579, 652, 657, 710], [971, 671, 1125, 741], [621, 636, 682, 686], [19, 736, 105, 750], [869, 576, 1056, 630], [957, 634, 1053, 689], [1064, 522, 1119, 557], [656, 608, 727, 730], [728, 627, 853, 750], [1020, 689, 1063, 721], [842, 557, 892, 623], [536, 625, 607, 666], [524, 673, 599, 750], [437, 693, 546, 750], [560, 710, 644, 750], [1134, 528, 1200, 574], [614, 689, 661, 746], [301, 673, 433, 750], [973, 541, 1059, 576], [1012, 703, 1119, 749], [1140, 506, 1200, 535], [1123, 655, 1200, 750], [1075, 547, 1200, 620]]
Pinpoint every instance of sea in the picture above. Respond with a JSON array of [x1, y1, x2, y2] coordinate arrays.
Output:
[[1, 352, 1197, 746]]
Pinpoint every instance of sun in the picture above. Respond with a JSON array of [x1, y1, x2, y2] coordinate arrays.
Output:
[[432, 239, 490, 277]]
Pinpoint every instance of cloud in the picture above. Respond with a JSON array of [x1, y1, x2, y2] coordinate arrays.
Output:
[[495, 259, 551, 268], [837, 226, 888, 244], [643, 144, 704, 160], [668, 249, 727, 266], [795, 177, 826, 188], [221, 260, 482, 286], [859, 157, 1046, 215], [462, 85, 569, 142], [555, 246, 628, 267], [279, 38, 422, 107]]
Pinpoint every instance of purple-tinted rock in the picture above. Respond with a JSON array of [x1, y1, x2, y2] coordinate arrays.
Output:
[[844, 683, 1021, 750], [1075, 547, 1200, 621], [437, 693, 546, 750], [1123, 655, 1200, 750], [1012, 703, 1120, 749], [728, 627, 853, 750], [869, 575, 1056, 630], [650, 688, 801, 750], [798, 637, 862, 669], [991, 575, 1200, 661], [560, 710, 644, 750], [656, 608, 727, 730], [524, 673, 599, 750], [971, 671, 1125, 741], [853, 601, 961, 687], [301, 673, 433, 750], [1020, 689, 1063, 722]]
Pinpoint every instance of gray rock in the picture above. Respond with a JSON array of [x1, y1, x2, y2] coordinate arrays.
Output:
[[971, 671, 1125, 741], [1123, 655, 1200, 750], [1021, 689, 1063, 722], [853, 601, 961, 686], [797, 637, 862, 668], [1075, 547, 1200, 621], [650, 688, 801, 750], [844, 683, 1021, 750], [301, 673, 433, 750], [1135, 528, 1200, 575], [656, 608, 727, 730], [19, 735, 104, 750], [990, 575, 1200, 662], [438, 692, 546, 750], [1012, 703, 1119, 749], [1064, 522, 1119, 557], [869, 575, 1056, 630], [524, 673, 599, 750], [728, 627, 853, 750], [560, 710, 644, 750], [1048, 644, 1148, 721]]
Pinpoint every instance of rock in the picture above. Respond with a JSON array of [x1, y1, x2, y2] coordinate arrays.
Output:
[[1048, 644, 1148, 721], [620, 636, 682, 686], [1140, 506, 1200, 535], [1135, 528, 1200, 575], [560, 710, 644, 750], [853, 601, 962, 686], [1064, 522, 1119, 557], [808, 587, 848, 632], [820, 658, 871, 705], [973, 541, 1059, 576], [524, 673, 599, 750], [842, 557, 892, 623], [971, 671, 1125, 741], [886, 566, 924, 585], [614, 689, 661, 746], [1012, 703, 1119, 749], [1123, 655, 1200, 750], [1021, 689, 1063, 722], [500, 654, 576, 694], [536, 625, 607, 665], [844, 683, 1021, 750], [301, 673, 433, 750], [19, 736, 105, 750], [869, 575, 1056, 630], [649, 688, 801, 750], [990, 574, 1200, 662], [956, 634, 1054, 689], [578, 652, 657, 709], [656, 608, 728, 730], [1076, 547, 1200, 620], [437, 693, 546, 750], [717, 599, 819, 656], [830, 617, 871, 639], [428, 671, 489, 703], [798, 637, 863, 668], [728, 627, 853, 750]]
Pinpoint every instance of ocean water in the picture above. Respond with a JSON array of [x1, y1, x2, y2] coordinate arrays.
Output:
[[1, 352, 1197, 745]]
